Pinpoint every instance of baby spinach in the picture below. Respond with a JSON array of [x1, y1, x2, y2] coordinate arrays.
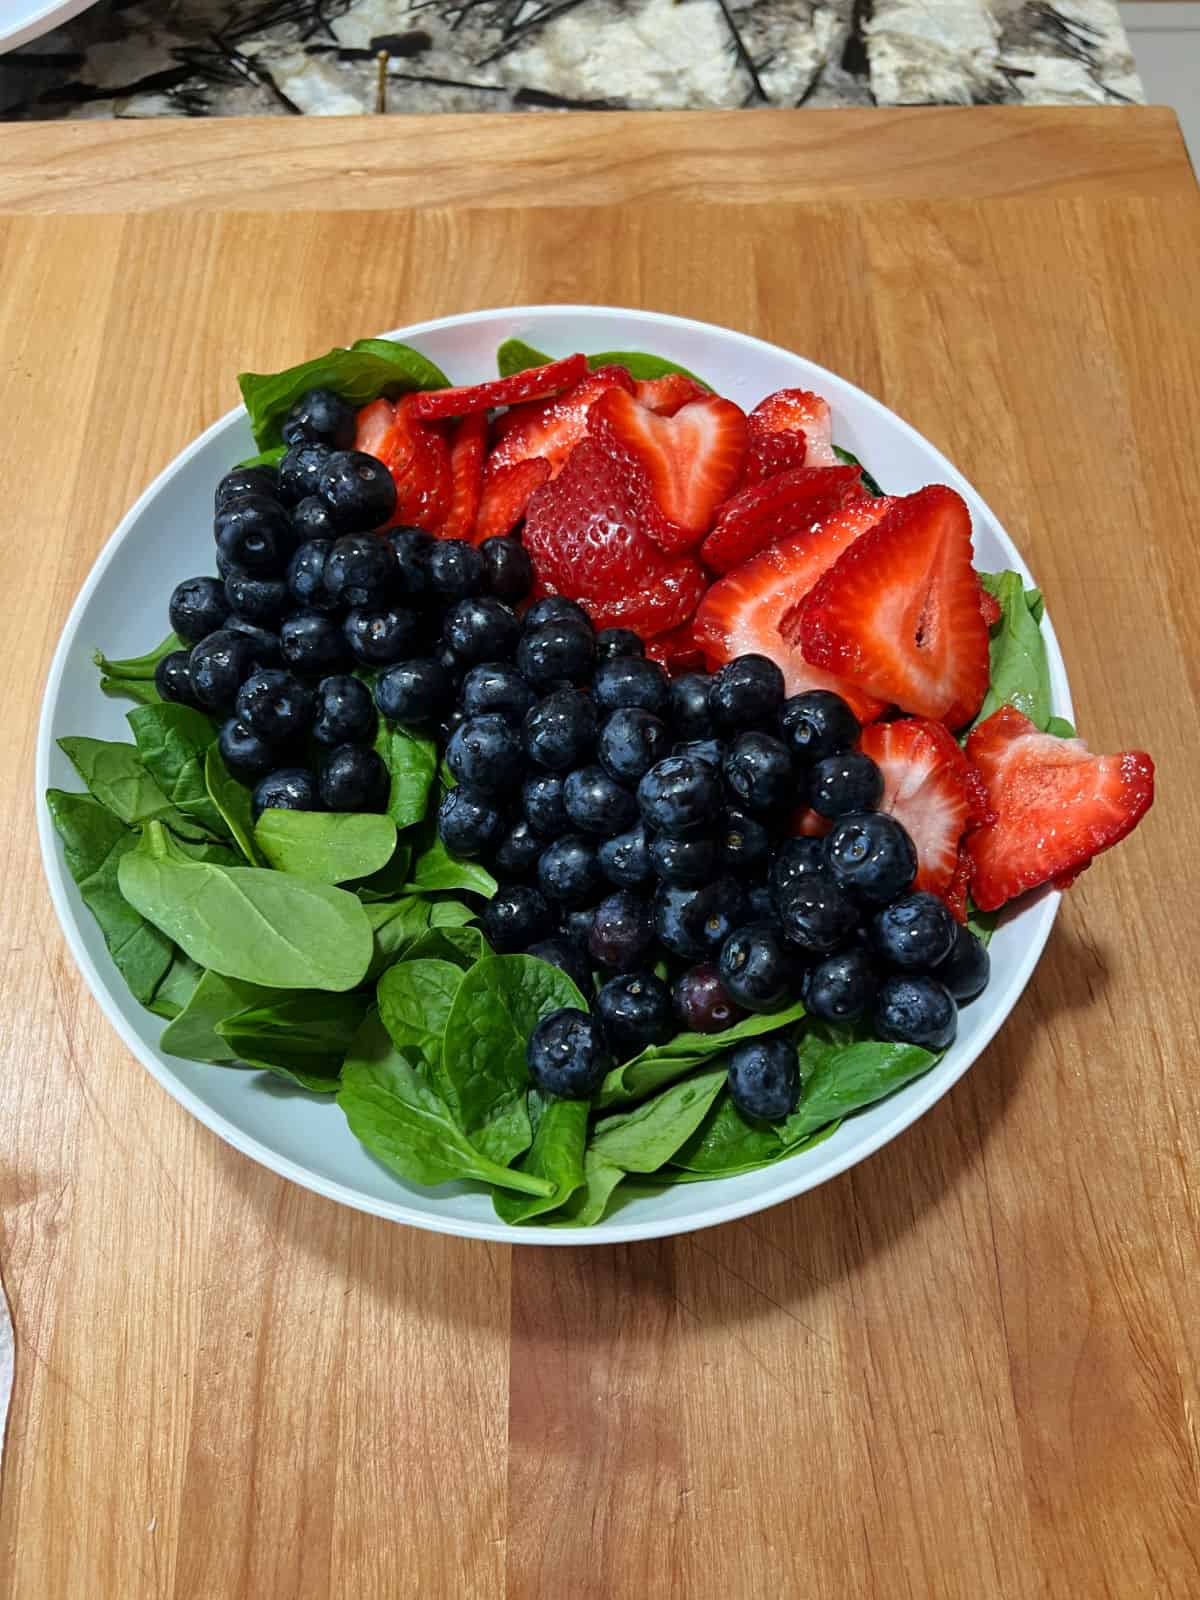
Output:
[[1046, 715, 1076, 739], [406, 923, 487, 968], [974, 571, 1052, 731], [779, 1034, 936, 1145], [254, 808, 397, 884], [239, 338, 451, 450], [670, 1092, 783, 1176], [338, 1012, 555, 1197], [59, 735, 214, 842], [404, 825, 497, 898], [93, 633, 183, 705], [494, 1094, 589, 1224], [347, 843, 412, 901], [204, 745, 263, 864], [377, 958, 464, 1081], [159, 968, 280, 1061], [45, 788, 174, 1004], [146, 951, 203, 1021], [128, 703, 227, 841], [118, 822, 373, 991], [216, 991, 369, 1092], [374, 723, 437, 828], [832, 445, 885, 498], [552, 1150, 628, 1226], [495, 336, 709, 387]]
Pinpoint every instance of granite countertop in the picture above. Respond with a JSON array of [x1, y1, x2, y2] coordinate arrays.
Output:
[[2, 1, 1142, 123]]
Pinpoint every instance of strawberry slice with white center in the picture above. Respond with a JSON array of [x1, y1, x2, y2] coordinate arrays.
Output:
[[692, 496, 893, 722], [799, 484, 990, 729], [587, 388, 749, 553], [964, 706, 1154, 911], [487, 365, 634, 480], [749, 389, 838, 467], [354, 395, 452, 531], [634, 374, 708, 416], [700, 464, 864, 573], [407, 353, 588, 422]]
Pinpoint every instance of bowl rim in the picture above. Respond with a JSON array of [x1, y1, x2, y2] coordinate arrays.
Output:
[[36, 303, 1071, 1245]]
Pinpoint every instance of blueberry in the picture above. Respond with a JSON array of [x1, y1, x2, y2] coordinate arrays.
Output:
[[722, 731, 796, 816], [649, 832, 718, 888], [223, 619, 283, 666], [282, 387, 355, 450], [462, 662, 536, 722], [768, 836, 828, 910], [720, 809, 770, 875], [874, 975, 958, 1050], [654, 877, 746, 961], [522, 772, 569, 838], [672, 964, 741, 1033], [670, 673, 714, 740], [218, 717, 279, 783], [745, 883, 775, 922], [343, 606, 424, 667], [727, 1037, 800, 1121], [280, 611, 350, 675], [479, 536, 533, 602], [440, 708, 466, 744], [596, 972, 674, 1052], [438, 786, 506, 857], [597, 708, 671, 786], [871, 892, 957, 972], [587, 891, 654, 971], [444, 596, 520, 665], [824, 812, 917, 905], [563, 765, 638, 837], [188, 628, 262, 712], [776, 871, 860, 956], [278, 442, 333, 506], [527, 1009, 612, 1100], [523, 689, 597, 772], [155, 649, 202, 708], [480, 885, 554, 954], [709, 654, 785, 731], [595, 627, 645, 663], [312, 674, 376, 746], [803, 946, 879, 1024], [523, 596, 590, 632], [388, 527, 435, 597], [809, 752, 883, 819], [537, 835, 603, 907], [427, 539, 484, 600], [224, 572, 289, 627], [718, 923, 798, 1013], [436, 643, 465, 690], [935, 924, 991, 1003], [318, 450, 397, 532], [323, 534, 396, 609], [494, 819, 545, 879], [319, 744, 389, 812], [214, 495, 294, 575], [169, 575, 230, 643], [447, 714, 524, 793], [525, 937, 592, 997], [251, 766, 320, 819], [215, 465, 278, 510], [291, 497, 339, 544], [517, 622, 595, 688], [637, 755, 721, 837], [235, 669, 315, 744], [597, 822, 653, 888], [593, 656, 669, 715], [779, 690, 861, 764], [375, 657, 454, 726], [287, 540, 337, 613], [560, 906, 598, 951], [675, 737, 724, 769]]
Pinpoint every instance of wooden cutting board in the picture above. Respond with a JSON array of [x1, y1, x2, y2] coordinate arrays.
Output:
[[1, 109, 1198, 1600]]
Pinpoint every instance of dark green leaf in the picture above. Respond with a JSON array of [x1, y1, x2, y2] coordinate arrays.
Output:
[[496, 337, 552, 375], [236, 444, 288, 470], [404, 824, 497, 898], [204, 745, 263, 864], [670, 1092, 786, 1176], [966, 899, 999, 946], [348, 844, 411, 901], [217, 991, 369, 1093], [494, 1095, 589, 1224], [590, 1066, 727, 1171], [832, 445, 885, 498], [93, 633, 182, 681], [974, 571, 1052, 731], [159, 967, 280, 1062], [146, 951, 203, 1020], [496, 337, 709, 388], [374, 723, 437, 829], [551, 1150, 627, 1226], [594, 1000, 807, 1110], [779, 1034, 936, 1145], [1045, 715, 1076, 739], [58, 735, 214, 842], [362, 895, 434, 980], [405, 923, 487, 968], [254, 808, 398, 883], [127, 703, 227, 841], [377, 957, 463, 1085]]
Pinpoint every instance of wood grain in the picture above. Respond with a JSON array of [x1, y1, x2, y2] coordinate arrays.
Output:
[[1, 112, 1198, 1600]]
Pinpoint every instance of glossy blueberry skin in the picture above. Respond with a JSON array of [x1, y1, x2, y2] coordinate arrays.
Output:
[[481, 886, 555, 954], [282, 387, 355, 450], [312, 674, 376, 746], [597, 822, 653, 889], [462, 662, 536, 723], [649, 832, 718, 888], [934, 924, 991, 1003], [215, 465, 278, 510], [527, 1009, 612, 1100], [280, 612, 350, 675], [278, 441, 333, 507], [523, 596, 590, 632], [517, 622, 596, 688], [494, 818, 546, 879], [523, 689, 597, 772], [654, 878, 747, 961], [637, 755, 722, 838], [874, 975, 958, 1050], [768, 836, 828, 911], [388, 527, 435, 597], [587, 891, 655, 972], [708, 654, 785, 732], [871, 892, 958, 972], [323, 534, 397, 609], [251, 766, 320, 819], [342, 605, 424, 667], [563, 765, 638, 837], [592, 656, 670, 716], [536, 834, 604, 908], [720, 809, 770, 875], [291, 496, 339, 544], [287, 540, 337, 613], [374, 658, 454, 726], [672, 964, 741, 1034], [525, 937, 592, 998], [722, 730, 796, 816], [224, 572, 289, 627], [319, 744, 390, 812], [824, 812, 918, 904], [522, 772, 570, 839], [778, 690, 861, 765], [596, 972, 674, 1052], [776, 870, 860, 956], [675, 737, 724, 769], [169, 575, 230, 643], [444, 596, 521, 666], [217, 718, 279, 784], [437, 786, 505, 858], [718, 923, 798, 1013], [597, 708, 671, 786], [427, 539, 484, 600], [669, 673, 714, 741], [727, 1037, 800, 1122], [745, 883, 775, 923], [318, 450, 397, 533], [446, 714, 524, 794], [224, 619, 283, 666], [188, 629, 263, 712], [479, 537, 534, 602], [595, 628, 645, 663], [235, 669, 315, 744], [803, 946, 880, 1025], [214, 494, 294, 576], [809, 752, 884, 819], [155, 649, 202, 708], [560, 906, 598, 950]]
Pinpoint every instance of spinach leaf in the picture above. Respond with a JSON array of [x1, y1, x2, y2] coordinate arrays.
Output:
[[45, 788, 173, 1004], [254, 808, 397, 883], [406, 923, 487, 968], [374, 722, 437, 828], [58, 735, 214, 842], [118, 822, 373, 992], [377, 958, 463, 1082], [204, 745, 263, 864], [440, 954, 586, 1167], [146, 951, 203, 1020], [127, 703, 227, 841], [363, 895, 434, 980], [348, 843, 411, 901], [589, 1066, 726, 1170], [493, 1094, 588, 1224], [497, 337, 552, 376], [217, 991, 369, 1093], [832, 445, 885, 498], [594, 999, 807, 1110], [552, 1149, 627, 1226], [966, 899, 998, 946], [779, 1034, 936, 1145], [159, 968, 280, 1061], [404, 825, 497, 898], [338, 1013, 555, 1197], [495, 337, 709, 387], [236, 444, 287, 469], [974, 571, 1052, 731], [669, 1092, 785, 1176], [239, 338, 450, 450], [429, 899, 476, 928], [93, 632, 183, 704], [1046, 716, 1076, 739]]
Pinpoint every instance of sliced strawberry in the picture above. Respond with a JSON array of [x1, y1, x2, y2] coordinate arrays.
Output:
[[588, 388, 749, 553], [979, 583, 1002, 628], [750, 389, 838, 467], [942, 845, 974, 923], [964, 706, 1154, 911], [692, 497, 893, 722], [700, 464, 864, 574], [472, 457, 551, 545], [354, 396, 398, 459], [635, 373, 708, 416], [742, 428, 809, 486], [799, 485, 990, 729], [355, 395, 452, 531], [581, 560, 708, 637], [407, 353, 588, 422], [643, 621, 706, 673], [787, 806, 832, 839], [859, 717, 991, 914], [435, 411, 487, 541], [487, 365, 633, 480]]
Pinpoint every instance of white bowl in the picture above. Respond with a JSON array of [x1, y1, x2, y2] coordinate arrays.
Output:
[[37, 305, 1072, 1244], [0, 0, 101, 54]]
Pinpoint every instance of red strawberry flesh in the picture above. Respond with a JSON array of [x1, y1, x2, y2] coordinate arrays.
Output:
[[407, 353, 588, 421], [700, 464, 864, 574]]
